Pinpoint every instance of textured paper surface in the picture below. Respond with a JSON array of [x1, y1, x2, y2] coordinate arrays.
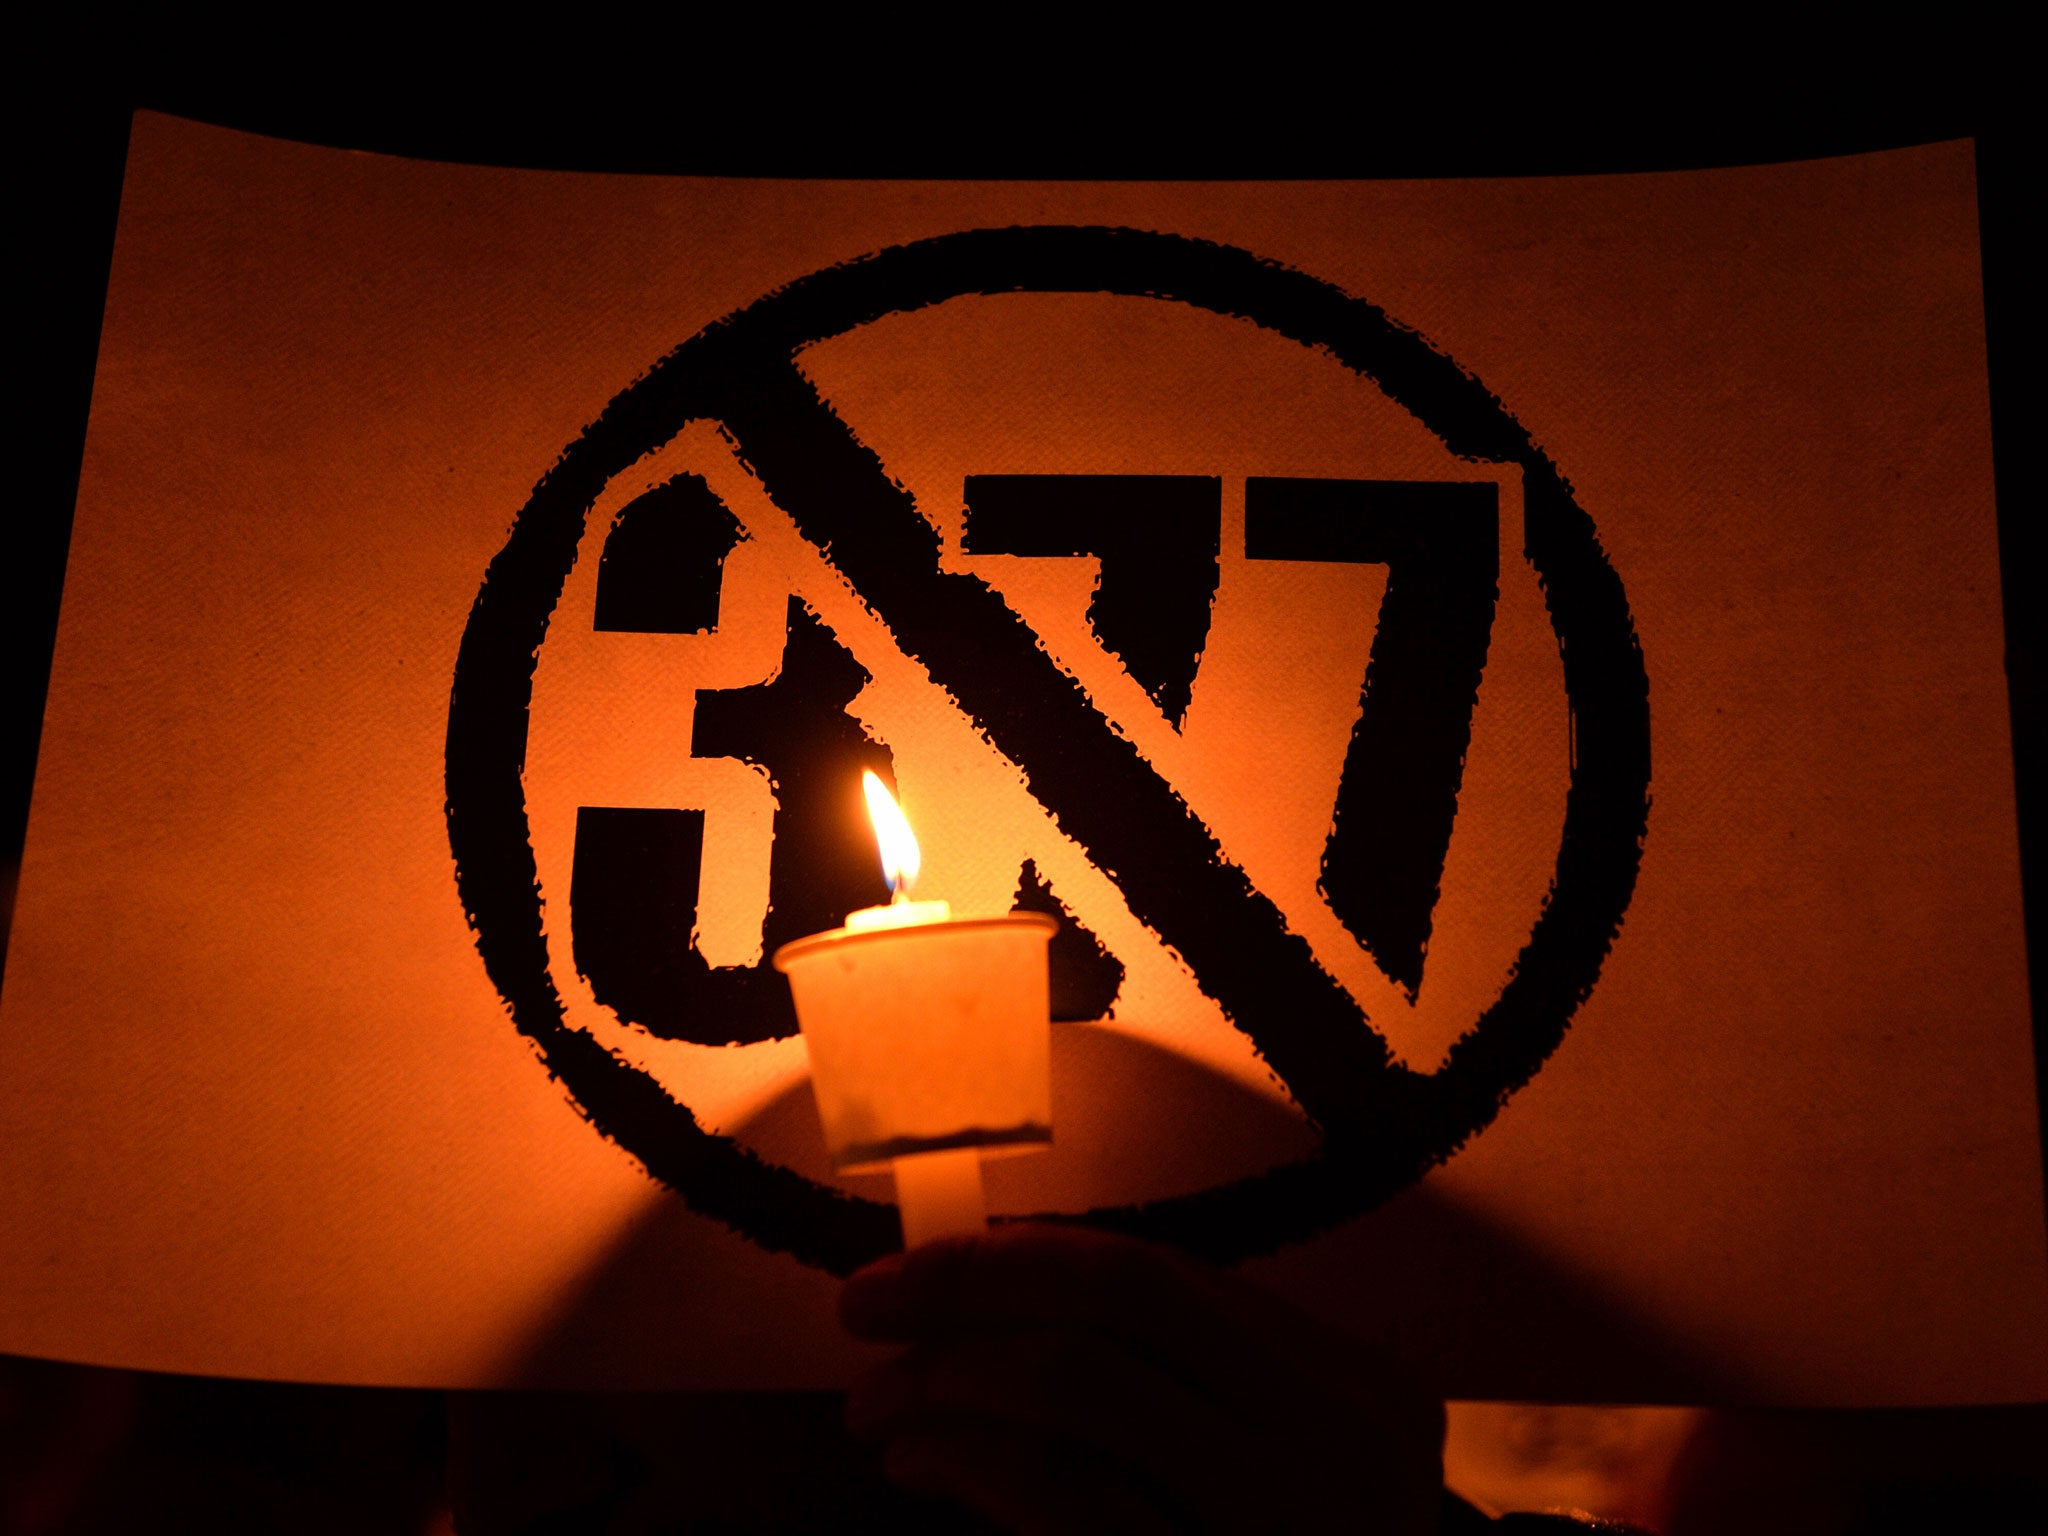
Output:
[[1, 114, 2040, 1403]]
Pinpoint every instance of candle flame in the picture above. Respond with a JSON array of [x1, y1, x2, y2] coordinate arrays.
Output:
[[862, 770, 921, 898]]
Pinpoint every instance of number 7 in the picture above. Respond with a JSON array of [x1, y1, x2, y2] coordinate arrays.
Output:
[[1247, 477, 1499, 998]]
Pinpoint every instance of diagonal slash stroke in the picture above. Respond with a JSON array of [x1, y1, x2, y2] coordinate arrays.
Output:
[[712, 362, 1406, 1140]]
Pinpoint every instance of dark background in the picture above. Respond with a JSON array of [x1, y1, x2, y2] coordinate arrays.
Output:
[[3, 28, 2040, 1534]]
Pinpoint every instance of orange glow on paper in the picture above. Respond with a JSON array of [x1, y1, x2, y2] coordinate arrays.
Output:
[[0, 114, 2038, 1401]]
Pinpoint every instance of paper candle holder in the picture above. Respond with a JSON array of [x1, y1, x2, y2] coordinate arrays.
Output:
[[772, 911, 1059, 1174]]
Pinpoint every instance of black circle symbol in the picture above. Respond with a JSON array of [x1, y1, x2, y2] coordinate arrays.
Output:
[[446, 227, 1651, 1273]]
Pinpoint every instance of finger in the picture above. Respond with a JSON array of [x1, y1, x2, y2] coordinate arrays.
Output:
[[852, 1326, 1253, 1527], [881, 1414, 1179, 1536]]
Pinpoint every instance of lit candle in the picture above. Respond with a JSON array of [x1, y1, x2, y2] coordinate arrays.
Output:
[[773, 772, 1057, 1246], [843, 771, 951, 932]]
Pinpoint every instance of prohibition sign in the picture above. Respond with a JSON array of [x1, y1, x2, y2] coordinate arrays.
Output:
[[446, 226, 1651, 1274]]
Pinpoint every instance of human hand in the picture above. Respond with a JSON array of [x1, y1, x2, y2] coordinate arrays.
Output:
[[840, 1223, 1446, 1534]]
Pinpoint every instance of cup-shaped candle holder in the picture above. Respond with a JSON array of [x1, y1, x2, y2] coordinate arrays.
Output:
[[772, 912, 1059, 1174]]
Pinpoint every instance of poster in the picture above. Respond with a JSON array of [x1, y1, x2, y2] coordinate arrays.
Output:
[[1, 113, 2040, 1404]]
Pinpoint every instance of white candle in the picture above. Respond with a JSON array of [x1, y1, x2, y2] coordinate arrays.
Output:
[[772, 772, 1056, 1247], [845, 771, 948, 929], [845, 899, 952, 932]]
